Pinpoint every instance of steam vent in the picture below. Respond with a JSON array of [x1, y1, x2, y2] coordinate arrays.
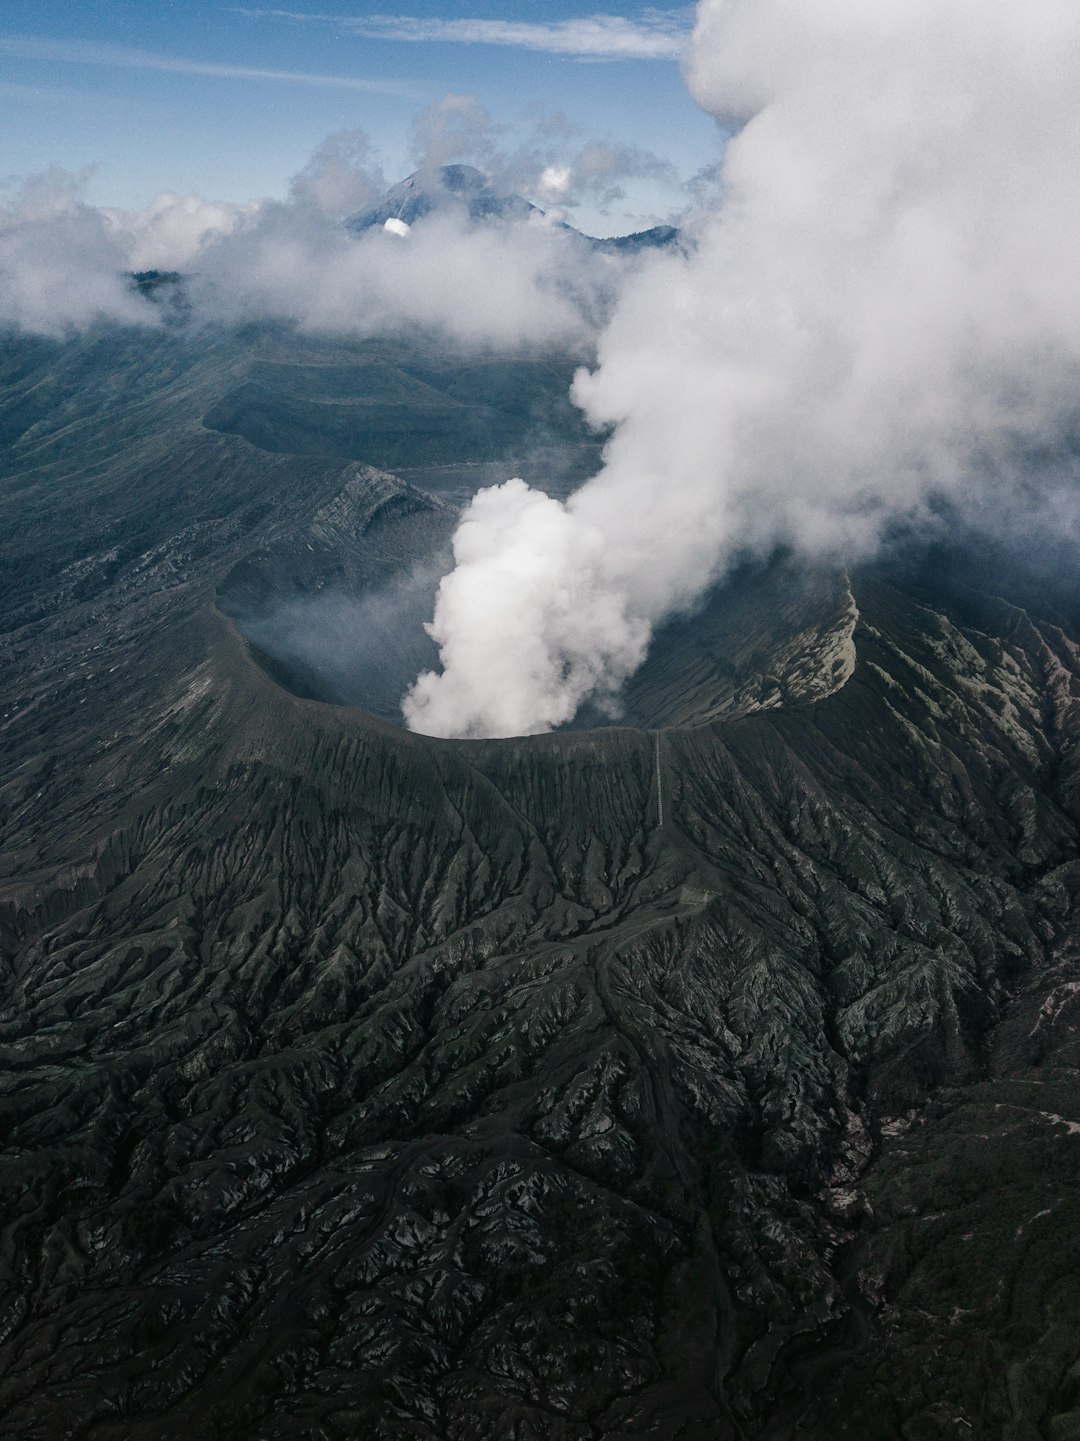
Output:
[[218, 465, 859, 733]]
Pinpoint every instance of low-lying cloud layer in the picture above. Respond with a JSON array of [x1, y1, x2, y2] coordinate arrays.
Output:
[[0, 170, 153, 336], [403, 0, 1080, 738], [190, 204, 613, 350], [0, 104, 668, 345]]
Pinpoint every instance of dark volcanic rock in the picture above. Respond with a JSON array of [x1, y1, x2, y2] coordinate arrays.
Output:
[[1, 325, 1080, 1440], [591, 225, 681, 255]]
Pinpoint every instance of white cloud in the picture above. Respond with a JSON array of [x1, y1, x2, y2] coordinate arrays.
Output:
[[288, 131, 387, 217], [409, 94, 503, 172], [398, 95, 678, 222], [558, 139, 676, 213], [0, 33, 421, 95], [538, 166, 572, 201], [186, 203, 611, 350], [404, 0, 1080, 738], [102, 193, 261, 272], [0, 170, 157, 336], [234, 9, 692, 60], [0, 120, 646, 346]]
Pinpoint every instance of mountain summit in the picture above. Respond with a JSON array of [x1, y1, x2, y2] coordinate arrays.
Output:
[[341, 163, 681, 254], [342, 163, 540, 233]]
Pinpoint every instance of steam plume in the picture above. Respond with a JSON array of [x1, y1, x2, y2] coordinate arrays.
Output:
[[404, 0, 1080, 738]]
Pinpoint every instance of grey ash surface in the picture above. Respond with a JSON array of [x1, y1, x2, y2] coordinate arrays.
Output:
[[2, 323, 1080, 1439]]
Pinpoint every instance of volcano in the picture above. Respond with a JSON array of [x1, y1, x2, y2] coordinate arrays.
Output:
[[341, 163, 681, 255], [2, 320, 1080, 1441], [342, 164, 542, 232]]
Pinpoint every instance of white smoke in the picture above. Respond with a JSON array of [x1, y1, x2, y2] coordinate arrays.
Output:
[[185, 204, 611, 349], [287, 129, 387, 218], [102, 192, 262, 272], [403, 0, 1080, 738], [0, 170, 159, 336], [403, 479, 652, 737], [410, 94, 504, 173]]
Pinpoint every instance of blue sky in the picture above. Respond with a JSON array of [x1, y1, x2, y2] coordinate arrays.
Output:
[[1, 2, 722, 232]]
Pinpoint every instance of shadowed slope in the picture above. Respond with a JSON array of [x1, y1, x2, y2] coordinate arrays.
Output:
[[219, 484, 860, 733], [2, 327, 1080, 1439]]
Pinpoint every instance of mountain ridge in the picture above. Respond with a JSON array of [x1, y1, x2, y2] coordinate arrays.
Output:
[[1, 322, 1080, 1439], [341, 162, 681, 254]]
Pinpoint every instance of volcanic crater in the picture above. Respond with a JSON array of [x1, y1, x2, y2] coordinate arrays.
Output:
[[216, 463, 859, 737]]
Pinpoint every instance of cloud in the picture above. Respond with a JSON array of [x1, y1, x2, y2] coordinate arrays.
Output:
[[185, 201, 611, 350], [0, 81, 684, 342], [555, 140, 677, 214], [0, 33, 421, 95], [409, 94, 504, 172], [287, 130, 387, 216], [1, 113, 647, 348], [102, 192, 262, 273], [404, 0, 1080, 738], [233, 9, 692, 60], [400, 96, 679, 222], [0, 170, 158, 336]]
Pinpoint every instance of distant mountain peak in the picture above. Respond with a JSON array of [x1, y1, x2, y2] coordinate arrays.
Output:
[[342, 164, 540, 234], [341, 163, 683, 256]]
